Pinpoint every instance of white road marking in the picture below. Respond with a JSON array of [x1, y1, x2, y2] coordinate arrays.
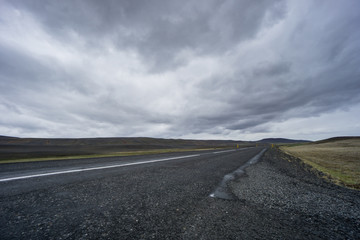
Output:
[[0, 147, 253, 183], [212, 149, 237, 154], [0, 154, 200, 182]]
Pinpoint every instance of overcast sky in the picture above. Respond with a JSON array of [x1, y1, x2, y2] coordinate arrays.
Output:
[[0, 0, 359, 141]]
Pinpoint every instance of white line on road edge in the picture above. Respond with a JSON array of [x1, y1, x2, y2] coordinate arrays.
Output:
[[212, 147, 254, 154], [0, 154, 200, 182], [212, 149, 237, 154]]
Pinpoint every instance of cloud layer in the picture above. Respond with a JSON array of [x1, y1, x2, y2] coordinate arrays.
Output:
[[1, 0, 360, 140]]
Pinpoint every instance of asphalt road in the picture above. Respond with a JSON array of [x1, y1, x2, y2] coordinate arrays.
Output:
[[0, 147, 264, 239]]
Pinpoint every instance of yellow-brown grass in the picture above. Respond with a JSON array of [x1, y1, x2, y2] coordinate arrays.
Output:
[[0, 148, 220, 164], [281, 138, 360, 189]]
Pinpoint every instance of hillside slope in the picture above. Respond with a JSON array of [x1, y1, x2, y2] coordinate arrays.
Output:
[[258, 138, 310, 143], [280, 137, 360, 189]]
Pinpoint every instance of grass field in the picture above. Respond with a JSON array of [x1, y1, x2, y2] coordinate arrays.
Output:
[[0, 136, 251, 164], [0, 148, 219, 164], [281, 137, 360, 189]]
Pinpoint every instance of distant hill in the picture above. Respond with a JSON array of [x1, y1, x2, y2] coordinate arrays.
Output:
[[0, 135, 18, 139], [257, 138, 311, 144], [314, 136, 360, 144], [0, 136, 247, 148], [0, 136, 252, 160]]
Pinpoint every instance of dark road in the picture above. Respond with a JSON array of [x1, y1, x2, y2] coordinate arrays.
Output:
[[0, 147, 264, 239]]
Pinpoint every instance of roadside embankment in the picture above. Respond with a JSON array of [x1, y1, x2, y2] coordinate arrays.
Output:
[[229, 148, 360, 239], [280, 137, 360, 189]]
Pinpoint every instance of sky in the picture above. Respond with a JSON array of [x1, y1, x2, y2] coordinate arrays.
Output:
[[0, 0, 360, 141]]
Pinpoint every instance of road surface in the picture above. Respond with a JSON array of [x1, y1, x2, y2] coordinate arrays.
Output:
[[0, 147, 264, 239]]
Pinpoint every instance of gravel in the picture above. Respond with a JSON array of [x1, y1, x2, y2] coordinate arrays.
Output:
[[1, 148, 359, 239], [229, 148, 360, 239]]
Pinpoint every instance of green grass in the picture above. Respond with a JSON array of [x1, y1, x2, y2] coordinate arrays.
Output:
[[0, 148, 223, 164], [280, 138, 360, 189]]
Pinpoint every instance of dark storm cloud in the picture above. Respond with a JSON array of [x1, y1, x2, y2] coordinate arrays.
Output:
[[252, 61, 291, 77], [0, 45, 51, 90], [1, 0, 360, 139], [10, 0, 286, 71]]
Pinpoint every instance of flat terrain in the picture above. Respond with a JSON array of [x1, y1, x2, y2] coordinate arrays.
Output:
[[1, 147, 359, 239], [0, 136, 251, 161], [281, 137, 360, 189]]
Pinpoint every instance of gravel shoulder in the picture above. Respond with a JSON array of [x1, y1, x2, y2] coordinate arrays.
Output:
[[229, 148, 360, 239]]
